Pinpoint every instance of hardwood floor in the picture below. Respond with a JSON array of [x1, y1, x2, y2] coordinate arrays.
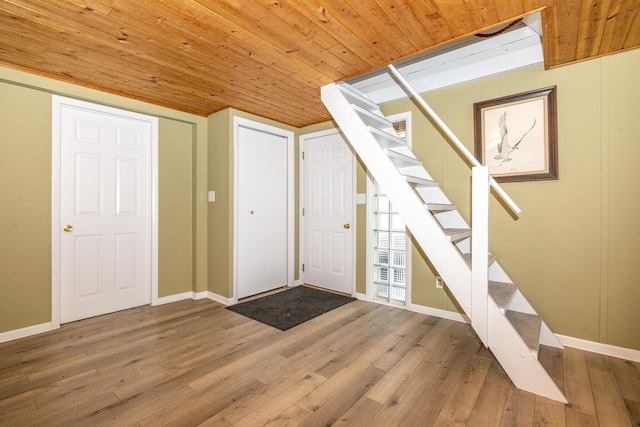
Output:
[[1, 298, 638, 426]]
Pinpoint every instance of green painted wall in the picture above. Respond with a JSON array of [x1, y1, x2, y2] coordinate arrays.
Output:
[[0, 82, 53, 330], [604, 50, 640, 349], [378, 48, 640, 350], [2, 46, 638, 351], [0, 66, 208, 333], [207, 109, 232, 298], [297, 50, 640, 351], [158, 119, 195, 297]]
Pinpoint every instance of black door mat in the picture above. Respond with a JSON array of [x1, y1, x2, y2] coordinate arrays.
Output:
[[226, 285, 355, 331]]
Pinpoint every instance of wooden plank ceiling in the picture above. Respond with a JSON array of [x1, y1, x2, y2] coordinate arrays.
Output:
[[0, 0, 638, 127]]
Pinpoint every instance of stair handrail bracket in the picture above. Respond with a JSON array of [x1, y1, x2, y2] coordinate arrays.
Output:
[[387, 64, 521, 216]]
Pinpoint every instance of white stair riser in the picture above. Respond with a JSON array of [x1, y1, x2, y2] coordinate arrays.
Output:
[[430, 209, 470, 229], [488, 261, 514, 284], [415, 186, 453, 205], [337, 84, 381, 114]]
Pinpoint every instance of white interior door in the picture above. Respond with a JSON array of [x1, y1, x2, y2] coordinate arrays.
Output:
[[56, 97, 155, 323], [235, 120, 293, 299], [303, 130, 354, 294]]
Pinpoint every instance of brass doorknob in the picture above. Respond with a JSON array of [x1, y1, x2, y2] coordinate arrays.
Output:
[[63, 224, 73, 232], [343, 223, 351, 229]]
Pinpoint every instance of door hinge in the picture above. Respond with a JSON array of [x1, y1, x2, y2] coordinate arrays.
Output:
[[302, 151, 304, 160], [302, 264, 305, 272], [302, 207, 305, 216]]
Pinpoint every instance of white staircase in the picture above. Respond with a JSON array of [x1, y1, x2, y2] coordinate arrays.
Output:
[[321, 70, 568, 403]]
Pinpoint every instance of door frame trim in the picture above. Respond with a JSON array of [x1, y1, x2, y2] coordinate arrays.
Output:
[[51, 95, 159, 328], [232, 117, 295, 303], [299, 127, 357, 295]]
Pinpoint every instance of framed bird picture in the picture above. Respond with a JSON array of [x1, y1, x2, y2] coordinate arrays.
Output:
[[473, 86, 558, 182]]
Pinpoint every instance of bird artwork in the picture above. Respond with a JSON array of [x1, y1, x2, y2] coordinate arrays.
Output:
[[494, 111, 537, 166]]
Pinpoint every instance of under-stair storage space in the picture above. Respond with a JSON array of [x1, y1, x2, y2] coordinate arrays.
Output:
[[322, 77, 568, 404]]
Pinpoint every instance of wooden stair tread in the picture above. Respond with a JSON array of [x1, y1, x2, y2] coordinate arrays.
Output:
[[443, 228, 471, 241], [337, 82, 377, 107], [402, 174, 437, 187], [506, 310, 541, 351], [352, 104, 393, 129], [461, 253, 497, 267], [488, 281, 517, 309], [368, 126, 405, 149], [385, 149, 422, 167], [425, 203, 455, 211]]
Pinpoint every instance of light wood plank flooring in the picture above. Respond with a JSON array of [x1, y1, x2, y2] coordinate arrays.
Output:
[[1, 298, 638, 426]]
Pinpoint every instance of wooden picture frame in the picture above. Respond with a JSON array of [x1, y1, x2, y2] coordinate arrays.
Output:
[[474, 86, 558, 182]]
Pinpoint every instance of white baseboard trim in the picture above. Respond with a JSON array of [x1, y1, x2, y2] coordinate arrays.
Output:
[[406, 304, 640, 362], [407, 304, 640, 362], [156, 291, 195, 305], [2, 299, 638, 363], [409, 304, 470, 324], [353, 292, 468, 323], [0, 322, 54, 344], [556, 334, 640, 362], [153, 291, 640, 362], [156, 290, 232, 306], [194, 291, 209, 300], [354, 292, 367, 301], [207, 292, 232, 306]]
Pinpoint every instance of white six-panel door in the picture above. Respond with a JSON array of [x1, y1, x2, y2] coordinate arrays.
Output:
[[54, 96, 156, 324], [302, 130, 354, 294]]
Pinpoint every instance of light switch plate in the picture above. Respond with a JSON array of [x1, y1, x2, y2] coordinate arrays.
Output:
[[208, 191, 215, 202], [356, 193, 366, 204]]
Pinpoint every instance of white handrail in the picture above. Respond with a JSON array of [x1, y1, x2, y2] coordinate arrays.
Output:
[[387, 64, 521, 215]]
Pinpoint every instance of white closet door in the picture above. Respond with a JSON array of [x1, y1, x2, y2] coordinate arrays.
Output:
[[236, 124, 290, 299]]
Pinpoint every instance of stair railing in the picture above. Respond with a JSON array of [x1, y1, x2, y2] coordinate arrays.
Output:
[[387, 64, 521, 215], [324, 79, 568, 403], [388, 64, 521, 345]]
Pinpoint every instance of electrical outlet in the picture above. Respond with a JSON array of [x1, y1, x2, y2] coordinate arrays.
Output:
[[435, 276, 444, 289]]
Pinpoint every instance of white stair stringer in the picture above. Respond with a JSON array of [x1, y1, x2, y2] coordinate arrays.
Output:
[[489, 298, 566, 401], [321, 82, 568, 404]]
